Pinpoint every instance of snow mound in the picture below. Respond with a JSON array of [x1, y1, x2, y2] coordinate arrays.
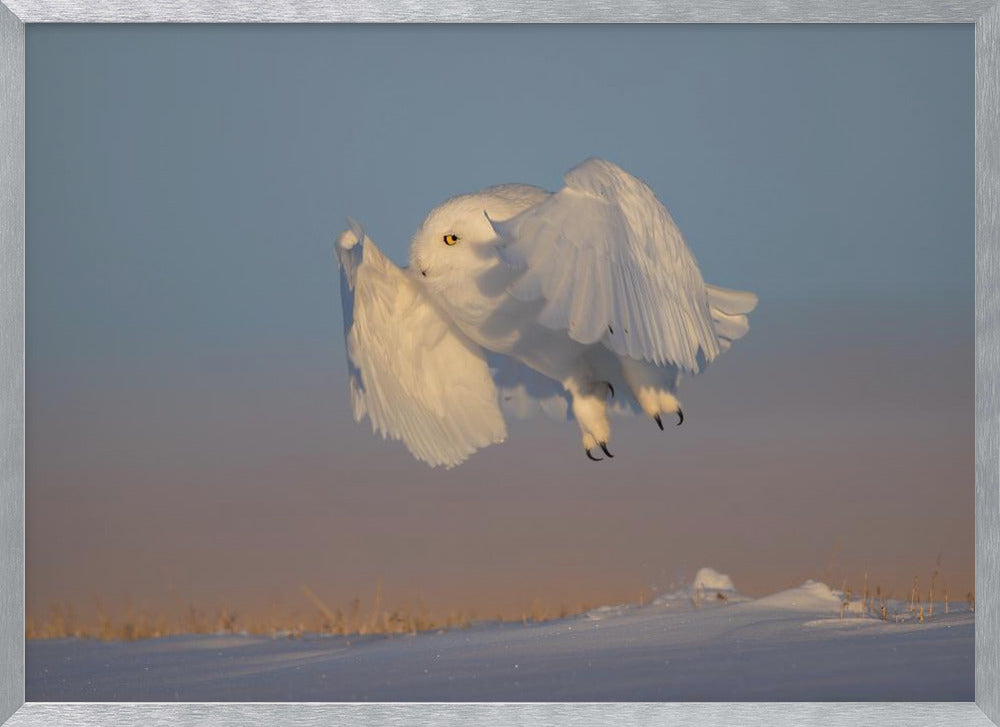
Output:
[[751, 580, 842, 612], [584, 604, 635, 621], [652, 567, 745, 607], [803, 618, 880, 628], [692, 567, 737, 593]]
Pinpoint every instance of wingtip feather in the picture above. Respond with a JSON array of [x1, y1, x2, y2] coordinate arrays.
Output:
[[706, 284, 759, 315], [337, 217, 366, 251]]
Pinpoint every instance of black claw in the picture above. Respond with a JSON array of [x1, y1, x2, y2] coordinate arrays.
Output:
[[599, 442, 614, 458], [585, 448, 603, 462], [608, 324, 614, 335], [607, 382, 615, 399], [654, 413, 664, 431], [676, 409, 684, 426]]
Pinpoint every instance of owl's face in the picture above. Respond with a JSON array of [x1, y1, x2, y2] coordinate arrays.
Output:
[[409, 195, 503, 290]]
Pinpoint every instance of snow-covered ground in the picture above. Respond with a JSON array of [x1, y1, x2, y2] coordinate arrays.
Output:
[[26, 570, 973, 701]]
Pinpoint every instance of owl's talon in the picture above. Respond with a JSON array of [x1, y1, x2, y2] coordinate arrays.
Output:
[[654, 414, 664, 431], [585, 448, 603, 462], [599, 441, 614, 458], [676, 408, 684, 426]]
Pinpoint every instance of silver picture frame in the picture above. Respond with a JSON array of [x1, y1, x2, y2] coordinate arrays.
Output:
[[1, 2, 997, 725]]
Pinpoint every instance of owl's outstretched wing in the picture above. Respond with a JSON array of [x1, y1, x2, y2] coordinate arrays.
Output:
[[337, 221, 507, 468], [491, 158, 756, 373]]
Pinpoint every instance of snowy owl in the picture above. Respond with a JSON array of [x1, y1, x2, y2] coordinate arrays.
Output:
[[336, 158, 757, 467]]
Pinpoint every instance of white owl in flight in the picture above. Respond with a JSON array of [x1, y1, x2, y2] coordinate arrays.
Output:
[[336, 158, 757, 467]]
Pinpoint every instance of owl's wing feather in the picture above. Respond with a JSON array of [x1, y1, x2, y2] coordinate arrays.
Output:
[[492, 158, 744, 373], [706, 283, 758, 351], [337, 222, 506, 468]]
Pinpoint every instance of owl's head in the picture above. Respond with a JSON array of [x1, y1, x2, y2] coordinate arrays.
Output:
[[409, 185, 549, 289]]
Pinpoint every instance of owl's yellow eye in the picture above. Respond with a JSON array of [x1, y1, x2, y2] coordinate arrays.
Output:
[[443, 233, 460, 246]]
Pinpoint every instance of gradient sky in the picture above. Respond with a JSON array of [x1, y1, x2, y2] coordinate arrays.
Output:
[[25, 25, 973, 626]]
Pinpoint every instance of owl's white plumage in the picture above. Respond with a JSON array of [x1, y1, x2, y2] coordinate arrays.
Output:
[[336, 158, 757, 467]]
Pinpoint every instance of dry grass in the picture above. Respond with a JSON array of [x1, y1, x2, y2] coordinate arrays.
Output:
[[834, 559, 973, 624], [29, 563, 974, 642], [27, 582, 596, 642]]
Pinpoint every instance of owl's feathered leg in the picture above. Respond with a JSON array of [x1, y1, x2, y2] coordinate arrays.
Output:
[[618, 356, 684, 429], [563, 361, 614, 461]]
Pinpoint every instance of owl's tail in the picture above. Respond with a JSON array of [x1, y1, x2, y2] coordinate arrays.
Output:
[[706, 284, 758, 352]]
